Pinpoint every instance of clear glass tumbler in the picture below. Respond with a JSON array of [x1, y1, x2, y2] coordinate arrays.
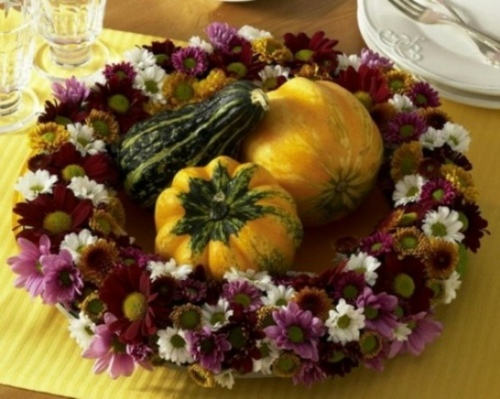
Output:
[[35, 0, 108, 81], [0, 0, 40, 134]]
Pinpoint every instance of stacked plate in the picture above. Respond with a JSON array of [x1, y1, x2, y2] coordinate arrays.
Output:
[[357, 0, 500, 109]]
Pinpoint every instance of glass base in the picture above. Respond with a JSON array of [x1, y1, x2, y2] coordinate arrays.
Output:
[[0, 90, 40, 134], [34, 40, 110, 83]]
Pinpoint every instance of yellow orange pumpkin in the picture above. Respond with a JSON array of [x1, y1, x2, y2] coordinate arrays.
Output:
[[154, 156, 303, 279], [241, 77, 384, 226]]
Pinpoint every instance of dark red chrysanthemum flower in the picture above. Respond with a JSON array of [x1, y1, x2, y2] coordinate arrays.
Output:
[[375, 253, 433, 315], [99, 264, 159, 343], [86, 78, 149, 134], [318, 340, 361, 378], [335, 65, 392, 109], [209, 41, 265, 80], [407, 81, 440, 108], [143, 39, 181, 73], [14, 184, 93, 248], [41, 142, 119, 187], [102, 61, 137, 82], [451, 199, 490, 253], [425, 145, 473, 171], [284, 31, 338, 63], [331, 270, 367, 305], [38, 99, 88, 126]]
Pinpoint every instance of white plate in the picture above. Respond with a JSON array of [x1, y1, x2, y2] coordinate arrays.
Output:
[[357, 0, 500, 97], [358, 10, 500, 109]]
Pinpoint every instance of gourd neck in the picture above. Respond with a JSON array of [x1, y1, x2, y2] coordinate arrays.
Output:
[[210, 191, 229, 220]]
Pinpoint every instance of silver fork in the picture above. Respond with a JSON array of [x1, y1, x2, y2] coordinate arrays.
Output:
[[388, 0, 500, 67]]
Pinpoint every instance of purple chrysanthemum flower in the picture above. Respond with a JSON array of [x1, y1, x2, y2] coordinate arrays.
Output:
[[206, 22, 238, 50], [356, 287, 398, 339], [126, 342, 153, 363], [389, 312, 443, 357], [264, 301, 325, 361], [384, 111, 428, 144], [222, 279, 263, 312], [420, 178, 457, 206], [41, 249, 84, 305], [359, 231, 394, 256], [185, 326, 232, 373], [102, 61, 137, 82], [6, 235, 51, 298], [119, 246, 161, 269], [82, 313, 152, 378], [171, 46, 209, 77], [408, 81, 440, 108], [293, 360, 328, 387], [360, 48, 393, 70], [51, 76, 90, 105]]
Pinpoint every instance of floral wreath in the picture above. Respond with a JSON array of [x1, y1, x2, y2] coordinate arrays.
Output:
[[8, 23, 489, 389]]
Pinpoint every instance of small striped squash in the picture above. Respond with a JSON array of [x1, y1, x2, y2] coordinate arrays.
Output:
[[115, 80, 269, 208], [154, 156, 303, 279]]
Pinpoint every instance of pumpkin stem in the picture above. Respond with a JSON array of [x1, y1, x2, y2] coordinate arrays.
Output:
[[210, 191, 229, 220]]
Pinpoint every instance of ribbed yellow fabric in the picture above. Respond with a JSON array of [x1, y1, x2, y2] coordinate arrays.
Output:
[[1, 28, 499, 399]]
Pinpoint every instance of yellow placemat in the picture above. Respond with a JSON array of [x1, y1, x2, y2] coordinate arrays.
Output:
[[1, 28, 500, 399]]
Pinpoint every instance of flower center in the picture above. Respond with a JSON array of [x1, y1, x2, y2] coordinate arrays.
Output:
[[400, 235, 418, 250], [41, 132, 56, 142], [55, 116, 72, 126], [432, 188, 445, 201], [170, 333, 186, 349], [431, 222, 448, 237], [360, 332, 382, 358], [287, 325, 305, 343], [91, 119, 111, 137], [354, 91, 373, 110], [343, 284, 359, 300], [62, 164, 86, 182], [174, 81, 194, 102], [200, 338, 215, 353], [145, 80, 160, 94], [107, 94, 130, 114], [179, 308, 201, 330], [183, 57, 197, 70], [400, 125, 415, 138], [58, 269, 73, 287], [43, 211, 72, 235], [394, 273, 415, 298], [234, 293, 251, 308], [228, 326, 247, 349], [227, 62, 248, 78], [122, 291, 147, 321], [295, 49, 314, 62], [210, 311, 226, 326], [364, 305, 379, 320], [407, 186, 419, 197], [337, 314, 351, 329]]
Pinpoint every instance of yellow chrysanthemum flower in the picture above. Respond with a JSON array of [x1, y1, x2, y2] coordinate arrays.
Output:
[[28, 122, 69, 152]]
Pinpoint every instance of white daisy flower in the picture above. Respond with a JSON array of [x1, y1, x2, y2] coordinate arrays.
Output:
[[336, 53, 361, 72], [133, 65, 166, 103], [188, 36, 214, 53], [68, 176, 109, 206], [257, 64, 290, 87], [214, 369, 236, 389], [422, 206, 464, 243], [393, 322, 411, 342], [68, 312, 96, 350], [252, 338, 280, 374], [442, 271, 462, 304], [389, 94, 415, 112], [419, 126, 445, 150], [345, 252, 381, 286], [123, 47, 157, 70], [201, 298, 233, 328], [60, 229, 98, 262], [157, 327, 193, 365], [147, 258, 193, 281], [262, 284, 296, 307], [441, 122, 471, 153], [325, 298, 365, 344], [237, 25, 272, 41], [393, 174, 426, 206], [223, 267, 272, 290], [325, 299, 365, 344], [67, 123, 106, 155], [14, 169, 58, 201]]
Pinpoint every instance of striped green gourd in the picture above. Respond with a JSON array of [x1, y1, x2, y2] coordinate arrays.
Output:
[[115, 80, 269, 208]]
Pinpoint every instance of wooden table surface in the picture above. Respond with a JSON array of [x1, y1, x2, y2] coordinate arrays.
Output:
[[1, 0, 499, 398]]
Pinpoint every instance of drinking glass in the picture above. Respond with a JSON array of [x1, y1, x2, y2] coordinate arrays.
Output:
[[34, 0, 108, 81], [0, 0, 40, 134]]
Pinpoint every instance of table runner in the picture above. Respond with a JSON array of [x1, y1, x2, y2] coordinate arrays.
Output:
[[1, 28, 498, 399]]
